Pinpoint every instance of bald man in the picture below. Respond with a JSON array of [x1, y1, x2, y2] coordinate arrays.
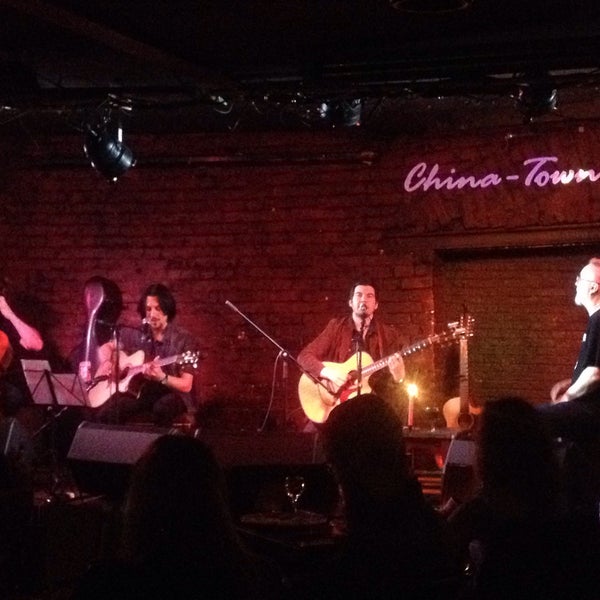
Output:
[[540, 257, 600, 444]]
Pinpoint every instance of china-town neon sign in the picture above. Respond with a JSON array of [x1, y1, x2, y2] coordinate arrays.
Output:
[[404, 156, 600, 192]]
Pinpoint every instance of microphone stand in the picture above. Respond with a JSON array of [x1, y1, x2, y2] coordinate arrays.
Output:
[[281, 351, 289, 425], [225, 300, 325, 431], [355, 315, 366, 396], [111, 324, 122, 424], [85, 322, 146, 396]]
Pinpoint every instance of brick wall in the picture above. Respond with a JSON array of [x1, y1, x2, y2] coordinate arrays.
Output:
[[1, 124, 600, 428]]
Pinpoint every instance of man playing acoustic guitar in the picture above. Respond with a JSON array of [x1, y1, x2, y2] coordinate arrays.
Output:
[[297, 280, 406, 424], [93, 283, 199, 427]]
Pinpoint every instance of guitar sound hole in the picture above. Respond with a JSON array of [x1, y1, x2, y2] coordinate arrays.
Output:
[[457, 412, 475, 430]]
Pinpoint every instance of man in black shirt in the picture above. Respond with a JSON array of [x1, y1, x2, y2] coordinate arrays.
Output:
[[92, 283, 198, 427], [539, 258, 600, 444]]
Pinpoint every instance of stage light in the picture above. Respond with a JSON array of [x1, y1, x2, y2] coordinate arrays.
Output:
[[516, 82, 558, 123], [319, 99, 362, 127], [84, 124, 136, 181]]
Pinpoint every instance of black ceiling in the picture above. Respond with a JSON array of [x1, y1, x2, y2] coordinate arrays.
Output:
[[2, 0, 600, 136]]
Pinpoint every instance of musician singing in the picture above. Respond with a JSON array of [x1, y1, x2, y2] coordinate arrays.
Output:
[[297, 280, 405, 423], [93, 283, 198, 427]]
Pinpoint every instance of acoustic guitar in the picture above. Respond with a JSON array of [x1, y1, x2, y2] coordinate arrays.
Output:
[[87, 349, 199, 408], [299, 322, 469, 424], [442, 312, 479, 430]]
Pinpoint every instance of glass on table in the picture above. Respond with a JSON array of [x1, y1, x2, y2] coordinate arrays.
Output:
[[284, 475, 306, 513]]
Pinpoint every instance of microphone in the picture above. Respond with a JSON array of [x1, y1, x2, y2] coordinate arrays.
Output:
[[282, 351, 288, 380], [141, 318, 150, 341]]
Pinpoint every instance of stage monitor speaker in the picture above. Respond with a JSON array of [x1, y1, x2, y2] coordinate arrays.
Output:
[[0, 417, 33, 459], [67, 421, 174, 498], [441, 437, 478, 505], [0, 417, 34, 482]]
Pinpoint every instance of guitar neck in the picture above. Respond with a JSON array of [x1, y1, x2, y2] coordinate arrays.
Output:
[[127, 354, 179, 376], [459, 337, 469, 413], [360, 333, 444, 379]]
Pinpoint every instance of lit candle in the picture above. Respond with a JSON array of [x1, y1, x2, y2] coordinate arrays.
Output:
[[406, 383, 418, 428]]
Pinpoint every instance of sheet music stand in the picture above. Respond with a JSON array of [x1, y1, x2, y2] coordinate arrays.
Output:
[[21, 359, 88, 408], [21, 359, 88, 499]]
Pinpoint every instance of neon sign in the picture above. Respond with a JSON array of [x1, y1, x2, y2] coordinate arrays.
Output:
[[403, 156, 600, 192]]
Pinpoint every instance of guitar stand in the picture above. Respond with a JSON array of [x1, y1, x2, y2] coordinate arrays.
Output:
[[225, 300, 325, 432]]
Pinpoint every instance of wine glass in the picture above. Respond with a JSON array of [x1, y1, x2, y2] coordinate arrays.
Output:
[[285, 475, 306, 513]]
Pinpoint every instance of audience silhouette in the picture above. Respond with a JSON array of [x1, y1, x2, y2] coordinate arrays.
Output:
[[446, 396, 600, 600], [308, 393, 461, 600], [71, 434, 284, 599], [33, 394, 600, 599], [0, 451, 34, 597]]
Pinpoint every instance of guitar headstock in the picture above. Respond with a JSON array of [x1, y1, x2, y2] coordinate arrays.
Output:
[[459, 312, 475, 339], [445, 313, 475, 341], [178, 351, 200, 369]]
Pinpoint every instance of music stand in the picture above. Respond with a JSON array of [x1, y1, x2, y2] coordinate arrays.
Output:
[[21, 359, 88, 499], [21, 359, 88, 408]]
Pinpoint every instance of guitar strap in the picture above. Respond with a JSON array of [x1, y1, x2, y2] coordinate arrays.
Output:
[[367, 318, 385, 362]]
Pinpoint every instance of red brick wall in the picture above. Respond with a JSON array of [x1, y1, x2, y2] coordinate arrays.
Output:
[[1, 124, 600, 427]]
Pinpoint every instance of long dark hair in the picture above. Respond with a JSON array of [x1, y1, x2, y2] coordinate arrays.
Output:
[[137, 283, 176, 321]]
